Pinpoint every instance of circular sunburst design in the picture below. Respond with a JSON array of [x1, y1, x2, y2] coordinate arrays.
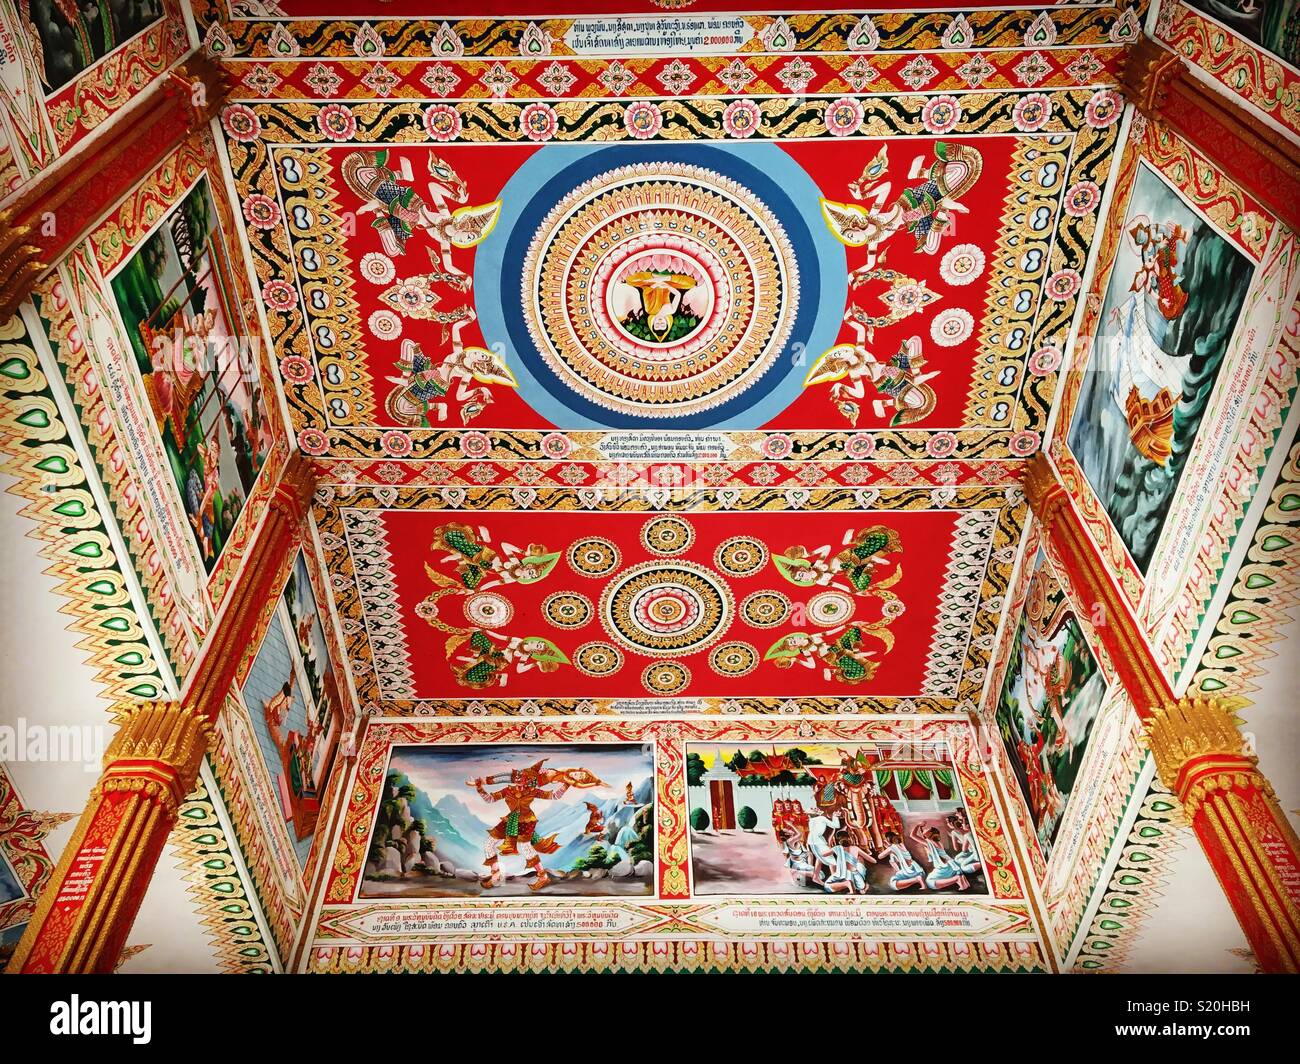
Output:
[[740, 589, 791, 629], [641, 516, 695, 556], [463, 592, 514, 629], [641, 660, 691, 695], [714, 535, 769, 577], [543, 591, 594, 629], [574, 641, 625, 677], [522, 161, 799, 420], [600, 560, 733, 658], [709, 640, 759, 677], [806, 590, 857, 628], [567, 537, 622, 577]]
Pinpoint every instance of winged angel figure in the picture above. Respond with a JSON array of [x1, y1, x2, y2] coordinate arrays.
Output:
[[342, 150, 509, 426], [810, 143, 983, 426]]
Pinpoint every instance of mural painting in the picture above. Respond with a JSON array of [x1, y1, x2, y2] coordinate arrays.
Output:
[[12, 0, 164, 93], [361, 743, 655, 898], [241, 564, 343, 866], [995, 550, 1106, 858], [687, 740, 986, 896], [109, 175, 273, 572], [1185, 0, 1300, 66], [1067, 164, 1254, 573]]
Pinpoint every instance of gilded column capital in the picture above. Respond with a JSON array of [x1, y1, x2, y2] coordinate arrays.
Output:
[[101, 700, 212, 813], [1146, 696, 1259, 812]]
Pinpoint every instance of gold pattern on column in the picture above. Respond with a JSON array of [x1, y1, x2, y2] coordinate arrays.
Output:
[[1145, 697, 1300, 974], [6, 454, 318, 973]]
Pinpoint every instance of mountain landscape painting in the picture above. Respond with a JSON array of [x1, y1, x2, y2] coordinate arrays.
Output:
[[361, 742, 656, 898]]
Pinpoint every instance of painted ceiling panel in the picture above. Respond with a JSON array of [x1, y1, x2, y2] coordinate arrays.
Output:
[[348, 507, 969, 698]]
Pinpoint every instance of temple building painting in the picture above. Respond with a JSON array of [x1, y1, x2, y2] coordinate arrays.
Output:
[[0, 0, 1296, 982]]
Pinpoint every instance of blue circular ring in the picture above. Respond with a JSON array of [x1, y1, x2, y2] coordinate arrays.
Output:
[[475, 143, 845, 430]]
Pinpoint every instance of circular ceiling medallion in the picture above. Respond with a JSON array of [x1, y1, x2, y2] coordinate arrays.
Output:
[[463, 592, 514, 628], [600, 560, 733, 658], [641, 515, 695, 556], [574, 641, 624, 677], [642, 660, 691, 696], [522, 161, 799, 421], [715, 535, 769, 577], [543, 591, 594, 629], [709, 640, 759, 678], [806, 589, 856, 628], [567, 537, 622, 577], [740, 589, 791, 629]]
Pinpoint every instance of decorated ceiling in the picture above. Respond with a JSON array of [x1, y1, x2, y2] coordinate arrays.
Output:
[[1, 0, 1297, 977]]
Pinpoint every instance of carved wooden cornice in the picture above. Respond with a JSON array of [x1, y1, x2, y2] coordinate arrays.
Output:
[[0, 51, 231, 321], [1120, 36, 1300, 232]]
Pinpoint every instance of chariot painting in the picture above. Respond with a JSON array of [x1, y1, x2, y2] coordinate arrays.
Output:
[[687, 740, 987, 896]]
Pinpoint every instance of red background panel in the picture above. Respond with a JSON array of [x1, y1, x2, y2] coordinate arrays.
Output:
[[376, 507, 963, 698]]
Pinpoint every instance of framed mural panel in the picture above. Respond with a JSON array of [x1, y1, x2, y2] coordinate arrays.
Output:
[[311, 715, 1046, 974], [239, 551, 345, 869], [107, 173, 276, 574], [1052, 120, 1300, 687], [993, 547, 1108, 860]]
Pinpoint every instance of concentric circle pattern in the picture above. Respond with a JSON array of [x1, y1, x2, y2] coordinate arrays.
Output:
[[740, 589, 792, 629], [641, 516, 695, 556], [543, 591, 594, 629], [600, 560, 733, 658], [463, 592, 514, 629], [574, 641, 625, 677], [806, 589, 856, 627], [715, 535, 769, 577], [641, 660, 691, 696], [709, 640, 759, 678], [522, 161, 799, 420], [567, 537, 622, 577]]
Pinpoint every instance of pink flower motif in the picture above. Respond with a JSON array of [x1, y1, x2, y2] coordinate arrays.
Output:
[[761, 433, 794, 460], [920, 95, 961, 135], [261, 279, 297, 311], [1084, 88, 1122, 128], [279, 356, 313, 384], [926, 432, 958, 459], [1012, 93, 1052, 132], [1009, 431, 1040, 456], [824, 97, 864, 137], [845, 433, 875, 460], [1028, 346, 1062, 376], [540, 432, 571, 459], [722, 99, 761, 139], [317, 103, 357, 141], [1045, 269, 1082, 301], [1063, 180, 1101, 217], [297, 428, 328, 455], [423, 104, 461, 142], [221, 103, 261, 143], [242, 194, 281, 231], [519, 102, 558, 141], [624, 101, 663, 140], [460, 431, 491, 458], [381, 430, 413, 457]]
